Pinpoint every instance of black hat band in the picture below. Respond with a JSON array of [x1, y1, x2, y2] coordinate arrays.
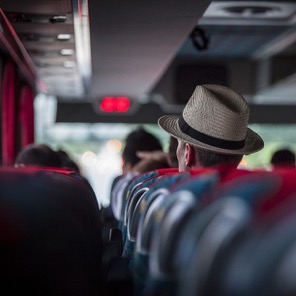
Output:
[[178, 116, 245, 150]]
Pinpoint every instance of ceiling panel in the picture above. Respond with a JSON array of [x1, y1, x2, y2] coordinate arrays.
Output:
[[0, 0, 295, 106]]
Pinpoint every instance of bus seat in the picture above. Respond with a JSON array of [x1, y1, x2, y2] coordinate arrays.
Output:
[[131, 170, 216, 290], [129, 172, 189, 244], [121, 174, 169, 250], [122, 186, 152, 264], [146, 170, 275, 296], [0, 167, 103, 296], [122, 168, 179, 226], [134, 191, 196, 295], [124, 188, 167, 272], [186, 197, 296, 296], [136, 171, 217, 256], [121, 173, 180, 264], [112, 168, 178, 226], [124, 176, 162, 239], [141, 172, 221, 295], [177, 170, 296, 296], [111, 172, 139, 223], [177, 196, 251, 296], [256, 168, 296, 216], [119, 169, 180, 248], [216, 170, 278, 206], [111, 170, 168, 242]]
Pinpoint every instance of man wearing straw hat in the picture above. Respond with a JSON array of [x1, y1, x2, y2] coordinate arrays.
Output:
[[158, 84, 264, 172]]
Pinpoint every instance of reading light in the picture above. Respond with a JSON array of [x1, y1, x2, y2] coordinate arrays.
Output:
[[50, 15, 67, 23], [57, 34, 71, 40], [61, 49, 74, 56]]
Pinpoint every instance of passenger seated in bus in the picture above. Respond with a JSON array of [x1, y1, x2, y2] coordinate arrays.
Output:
[[270, 147, 295, 168], [15, 143, 61, 168], [103, 127, 169, 238], [135, 135, 179, 169], [110, 126, 169, 193], [15, 143, 82, 173], [121, 126, 169, 174], [56, 148, 81, 173], [158, 84, 264, 171]]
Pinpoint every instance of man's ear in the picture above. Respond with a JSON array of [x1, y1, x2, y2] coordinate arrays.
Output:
[[184, 143, 196, 168]]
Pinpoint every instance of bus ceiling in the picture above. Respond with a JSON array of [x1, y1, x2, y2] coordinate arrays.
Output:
[[0, 0, 295, 114]]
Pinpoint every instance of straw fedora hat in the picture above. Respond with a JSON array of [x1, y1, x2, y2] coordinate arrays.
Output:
[[158, 84, 264, 155]]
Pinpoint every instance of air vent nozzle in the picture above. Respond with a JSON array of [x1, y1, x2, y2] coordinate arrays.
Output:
[[202, 2, 296, 22], [225, 6, 280, 16]]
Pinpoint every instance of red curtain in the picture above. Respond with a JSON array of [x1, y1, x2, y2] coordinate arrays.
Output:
[[2, 61, 16, 166], [19, 85, 34, 148]]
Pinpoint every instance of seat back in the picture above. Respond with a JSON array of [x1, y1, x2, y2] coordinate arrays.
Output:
[[0, 167, 103, 296], [178, 169, 296, 296]]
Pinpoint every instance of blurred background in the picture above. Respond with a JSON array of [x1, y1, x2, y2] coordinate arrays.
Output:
[[35, 93, 296, 207]]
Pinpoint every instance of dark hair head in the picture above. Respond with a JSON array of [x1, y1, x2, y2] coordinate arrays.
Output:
[[195, 146, 243, 168], [15, 144, 61, 167], [271, 148, 295, 167], [56, 149, 81, 173], [122, 127, 163, 166]]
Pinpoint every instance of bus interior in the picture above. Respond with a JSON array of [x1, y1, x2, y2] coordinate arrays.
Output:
[[0, 1, 296, 295], [0, 0, 296, 202]]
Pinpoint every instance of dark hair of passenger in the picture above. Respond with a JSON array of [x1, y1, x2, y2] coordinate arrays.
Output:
[[56, 149, 81, 173], [15, 143, 61, 167], [122, 127, 163, 166], [195, 146, 243, 167], [271, 148, 295, 167], [168, 136, 178, 168]]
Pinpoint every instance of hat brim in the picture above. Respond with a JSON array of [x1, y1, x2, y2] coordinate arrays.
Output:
[[158, 115, 264, 155]]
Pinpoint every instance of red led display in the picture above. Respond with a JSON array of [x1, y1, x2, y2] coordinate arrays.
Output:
[[100, 96, 131, 113]]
